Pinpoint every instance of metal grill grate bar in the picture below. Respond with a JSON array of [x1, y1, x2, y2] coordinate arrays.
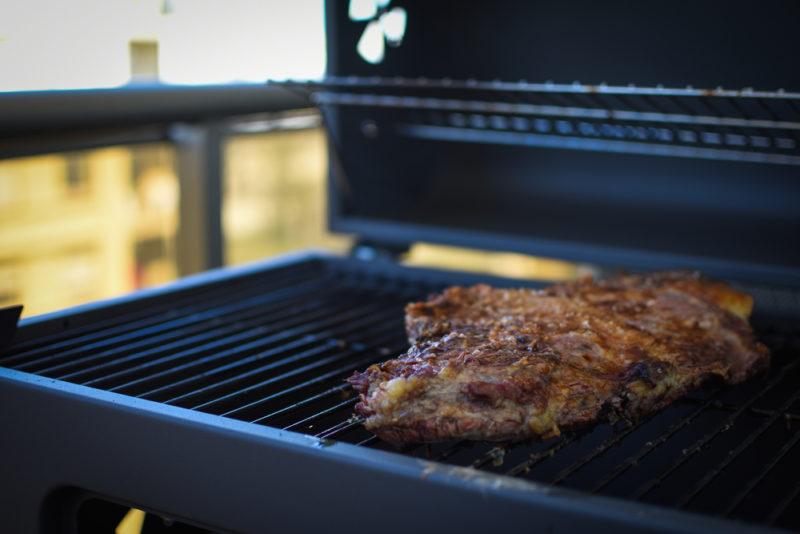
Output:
[[549, 416, 654, 486], [17, 274, 332, 374], [591, 393, 722, 493], [243, 348, 396, 424], [102, 300, 394, 394], [471, 447, 508, 469], [357, 436, 379, 447], [767, 480, 800, 525], [203, 359, 356, 415], [257, 384, 351, 425], [139, 310, 402, 402], [232, 339, 400, 424], [167, 345, 341, 406], [157, 324, 404, 412], [723, 426, 800, 516], [505, 436, 578, 477], [3, 263, 323, 365], [282, 398, 358, 431], [430, 441, 473, 463], [630, 359, 800, 500], [315, 418, 364, 440], [676, 389, 800, 508], [208, 340, 402, 419], [43, 281, 344, 380]]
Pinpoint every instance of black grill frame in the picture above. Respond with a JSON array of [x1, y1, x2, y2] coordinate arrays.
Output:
[[1, 251, 797, 533]]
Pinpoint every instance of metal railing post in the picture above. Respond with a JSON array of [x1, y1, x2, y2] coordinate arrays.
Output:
[[171, 123, 224, 275]]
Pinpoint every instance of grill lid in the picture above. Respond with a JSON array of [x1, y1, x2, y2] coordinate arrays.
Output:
[[314, 0, 800, 286]]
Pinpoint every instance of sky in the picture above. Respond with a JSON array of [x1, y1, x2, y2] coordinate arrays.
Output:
[[0, 0, 326, 91]]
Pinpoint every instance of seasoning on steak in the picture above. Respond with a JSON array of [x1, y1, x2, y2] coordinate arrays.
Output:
[[347, 271, 769, 445]]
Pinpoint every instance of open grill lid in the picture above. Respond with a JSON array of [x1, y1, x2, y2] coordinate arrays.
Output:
[[310, 0, 800, 286]]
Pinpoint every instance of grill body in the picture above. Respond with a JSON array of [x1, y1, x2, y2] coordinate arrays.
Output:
[[4, 2, 800, 532], [2, 252, 798, 532]]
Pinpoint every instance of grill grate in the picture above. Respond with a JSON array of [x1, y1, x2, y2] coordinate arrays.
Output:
[[3, 257, 799, 530], [285, 77, 800, 167]]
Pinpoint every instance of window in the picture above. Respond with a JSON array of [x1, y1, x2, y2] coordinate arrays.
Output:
[[0, 143, 180, 316]]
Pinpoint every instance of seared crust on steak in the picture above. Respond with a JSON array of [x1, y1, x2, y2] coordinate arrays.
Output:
[[348, 271, 769, 445]]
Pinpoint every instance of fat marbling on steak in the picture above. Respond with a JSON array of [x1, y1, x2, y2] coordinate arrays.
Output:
[[348, 272, 769, 445]]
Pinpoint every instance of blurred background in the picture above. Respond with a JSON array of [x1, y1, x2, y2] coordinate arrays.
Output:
[[0, 0, 577, 319]]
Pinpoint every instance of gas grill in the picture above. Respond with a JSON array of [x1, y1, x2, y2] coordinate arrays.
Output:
[[2, 1, 800, 532]]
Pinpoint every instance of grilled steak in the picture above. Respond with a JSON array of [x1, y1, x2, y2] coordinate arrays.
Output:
[[348, 272, 769, 445]]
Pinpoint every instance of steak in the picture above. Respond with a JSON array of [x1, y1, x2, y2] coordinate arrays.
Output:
[[348, 272, 769, 445]]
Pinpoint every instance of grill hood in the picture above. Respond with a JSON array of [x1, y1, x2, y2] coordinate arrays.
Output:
[[309, 0, 800, 286]]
